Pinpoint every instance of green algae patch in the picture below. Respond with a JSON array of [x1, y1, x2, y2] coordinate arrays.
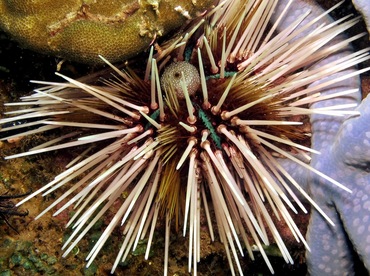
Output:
[[4, 240, 58, 274], [82, 262, 97, 276]]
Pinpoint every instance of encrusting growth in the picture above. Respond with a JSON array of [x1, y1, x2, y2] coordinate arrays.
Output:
[[0, 0, 369, 275], [0, 0, 215, 64]]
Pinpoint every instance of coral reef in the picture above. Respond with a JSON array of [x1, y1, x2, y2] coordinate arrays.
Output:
[[0, 0, 369, 275], [0, 0, 214, 64]]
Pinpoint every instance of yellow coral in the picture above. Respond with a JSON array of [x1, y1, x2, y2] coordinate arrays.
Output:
[[0, 0, 214, 64]]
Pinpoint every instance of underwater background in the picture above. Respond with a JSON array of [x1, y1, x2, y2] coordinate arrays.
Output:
[[0, 0, 369, 275]]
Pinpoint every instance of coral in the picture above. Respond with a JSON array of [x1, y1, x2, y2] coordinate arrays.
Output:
[[0, 0, 214, 64]]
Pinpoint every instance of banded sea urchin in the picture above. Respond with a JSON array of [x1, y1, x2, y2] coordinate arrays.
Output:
[[1, 0, 369, 274]]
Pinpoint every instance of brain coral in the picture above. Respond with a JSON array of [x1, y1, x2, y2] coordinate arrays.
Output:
[[0, 0, 214, 64]]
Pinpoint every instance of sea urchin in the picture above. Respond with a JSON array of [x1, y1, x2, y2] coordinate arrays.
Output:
[[1, 0, 369, 275]]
